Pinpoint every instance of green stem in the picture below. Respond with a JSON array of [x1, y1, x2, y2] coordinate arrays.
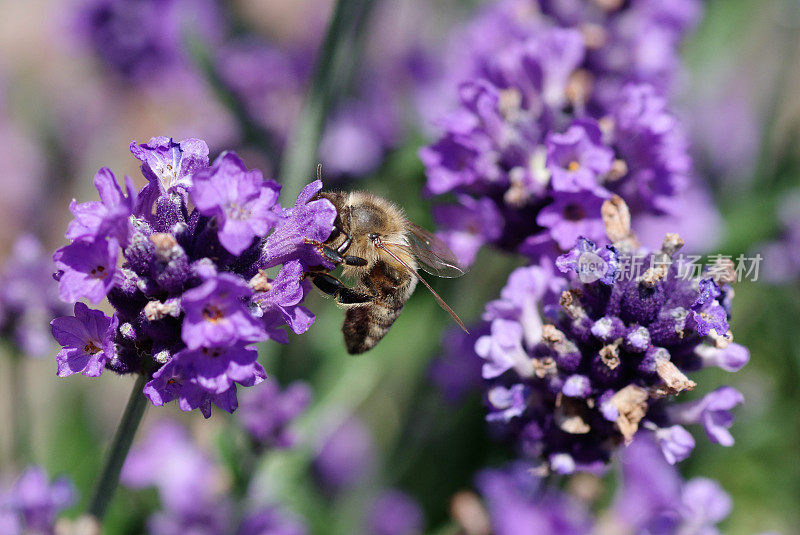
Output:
[[87, 374, 148, 521], [9, 353, 31, 466], [279, 0, 373, 199]]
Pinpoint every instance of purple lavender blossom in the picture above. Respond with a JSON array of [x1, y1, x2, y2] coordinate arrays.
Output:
[[51, 302, 118, 377], [0, 466, 76, 534], [66, 168, 136, 245], [50, 138, 334, 417], [191, 152, 280, 255], [423, 1, 705, 267], [53, 238, 120, 304], [131, 136, 209, 213], [238, 380, 312, 449], [180, 273, 266, 349], [313, 417, 375, 493], [547, 120, 613, 194], [0, 235, 68, 357], [259, 180, 338, 270], [477, 228, 745, 471], [365, 489, 425, 535]]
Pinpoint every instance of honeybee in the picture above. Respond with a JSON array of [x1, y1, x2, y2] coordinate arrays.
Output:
[[309, 190, 469, 354]]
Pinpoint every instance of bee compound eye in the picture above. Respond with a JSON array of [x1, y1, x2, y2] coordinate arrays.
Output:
[[368, 233, 379, 241]]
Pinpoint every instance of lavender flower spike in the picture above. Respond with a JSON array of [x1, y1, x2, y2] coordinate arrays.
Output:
[[51, 137, 334, 417], [478, 197, 748, 471]]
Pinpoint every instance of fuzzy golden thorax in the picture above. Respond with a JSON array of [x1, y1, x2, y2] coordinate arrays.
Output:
[[332, 191, 417, 278]]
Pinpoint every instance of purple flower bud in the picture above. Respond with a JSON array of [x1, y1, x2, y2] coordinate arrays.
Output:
[[238, 380, 311, 449], [1, 466, 76, 533], [313, 418, 375, 493]]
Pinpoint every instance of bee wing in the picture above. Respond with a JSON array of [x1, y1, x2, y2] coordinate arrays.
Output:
[[398, 222, 468, 278], [376, 240, 469, 334]]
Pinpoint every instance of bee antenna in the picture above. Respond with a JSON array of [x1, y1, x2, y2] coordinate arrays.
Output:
[[316, 163, 323, 182]]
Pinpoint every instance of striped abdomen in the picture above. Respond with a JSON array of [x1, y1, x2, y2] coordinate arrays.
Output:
[[342, 261, 417, 354]]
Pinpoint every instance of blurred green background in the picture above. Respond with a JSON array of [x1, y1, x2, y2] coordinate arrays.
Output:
[[0, 0, 799, 534]]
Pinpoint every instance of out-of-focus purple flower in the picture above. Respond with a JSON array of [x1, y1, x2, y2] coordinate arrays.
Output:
[[76, 0, 223, 82], [238, 507, 308, 535], [429, 325, 488, 403], [313, 417, 375, 493], [51, 138, 334, 417], [122, 419, 231, 534], [476, 464, 593, 535], [51, 302, 118, 377], [422, 0, 702, 266], [695, 342, 749, 373], [433, 196, 504, 267], [668, 386, 744, 447], [238, 380, 312, 449], [547, 120, 613, 194], [612, 434, 731, 533], [122, 420, 220, 514], [536, 190, 610, 251], [191, 152, 280, 255], [652, 424, 695, 465], [123, 420, 309, 535], [0, 235, 68, 357], [0, 466, 76, 534], [477, 229, 746, 471], [216, 40, 309, 147], [365, 489, 424, 535], [757, 192, 800, 284]]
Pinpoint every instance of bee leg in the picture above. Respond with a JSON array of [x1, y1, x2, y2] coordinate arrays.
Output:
[[320, 246, 345, 265], [318, 245, 368, 267], [343, 255, 368, 266], [336, 235, 352, 254], [311, 273, 374, 304]]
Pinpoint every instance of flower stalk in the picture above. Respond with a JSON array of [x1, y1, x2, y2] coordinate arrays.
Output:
[[87, 374, 148, 521]]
